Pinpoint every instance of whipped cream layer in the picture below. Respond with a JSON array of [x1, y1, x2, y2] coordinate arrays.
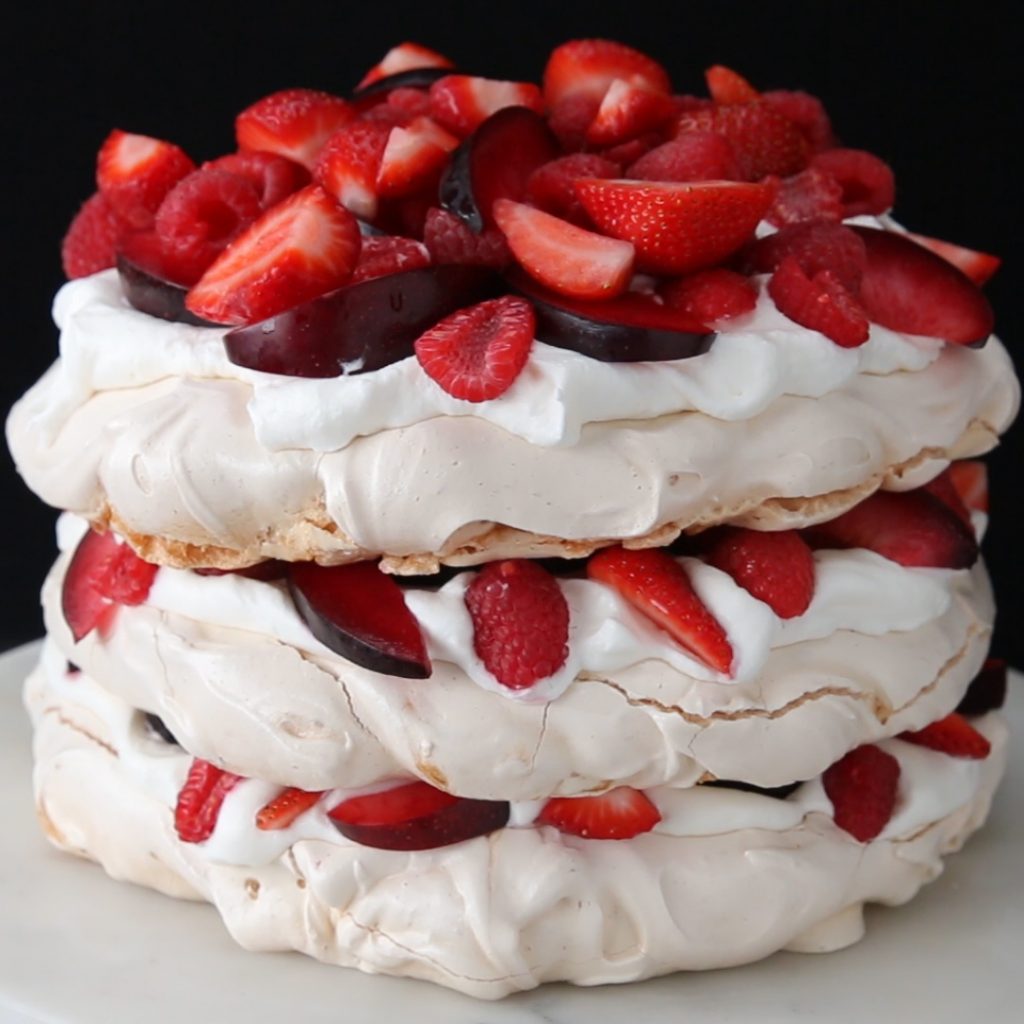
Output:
[[45, 519, 995, 797], [7, 263, 1017, 564], [25, 649, 1009, 999]]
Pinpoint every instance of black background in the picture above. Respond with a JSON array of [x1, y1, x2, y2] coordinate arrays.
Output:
[[2, 1, 1021, 658]]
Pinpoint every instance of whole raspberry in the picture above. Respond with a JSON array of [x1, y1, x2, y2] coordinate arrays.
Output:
[[61, 192, 122, 279], [823, 745, 901, 842], [660, 269, 757, 323], [423, 207, 511, 268]]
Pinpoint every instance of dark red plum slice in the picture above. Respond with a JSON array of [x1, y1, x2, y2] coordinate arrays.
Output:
[[117, 248, 217, 327], [351, 67, 452, 102]]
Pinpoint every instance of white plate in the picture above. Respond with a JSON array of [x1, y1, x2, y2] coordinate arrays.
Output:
[[1, 640, 1021, 1022]]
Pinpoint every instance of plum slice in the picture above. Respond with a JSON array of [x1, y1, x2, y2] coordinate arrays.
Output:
[[224, 264, 500, 377], [351, 67, 452, 102], [328, 780, 509, 850], [117, 247, 216, 327], [507, 270, 715, 362], [288, 561, 431, 678], [439, 106, 559, 231]]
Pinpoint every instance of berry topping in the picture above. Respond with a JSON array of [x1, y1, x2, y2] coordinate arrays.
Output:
[[288, 560, 431, 678], [626, 132, 742, 183], [255, 788, 325, 831], [904, 232, 1001, 287], [96, 129, 195, 230], [526, 154, 621, 223], [414, 295, 534, 402], [761, 90, 835, 152], [574, 178, 773, 275], [175, 759, 243, 844], [423, 207, 511, 267], [741, 220, 868, 294], [660, 268, 757, 322], [957, 658, 1008, 717], [377, 116, 459, 198], [356, 42, 455, 89], [948, 460, 989, 513], [351, 234, 431, 283], [61, 192, 122, 279], [313, 119, 392, 220], [548, 94, 602, 151], [922, 467, 971, 526], [585, 79, 677, 146], [587, 546, 734, 674], [203, 151, 310, 209], [538, 786, 662, 840], [235, 88, 353, 170], [705, 528, 815, 619], [807, 488, 979, 569], [900, 712, 991, 759], [853, 226, 994, 345], [116, 239, 215, 324], [766, 167, 845, 227], [62, 528, 159, 642], [542, 39, 671, 107], [493, 198, 634, 299], [705, 65, 760, 105], [428, 75, 544, 137], [822, 744, 900, 842], [463, 559, 570, 689], [768, 256, 869, 347], [809, 148, 895, 217], [328, 781, 509, 851], [186, 185, 361, 326]]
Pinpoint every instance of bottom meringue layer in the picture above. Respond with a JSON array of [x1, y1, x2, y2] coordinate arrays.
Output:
[[24, 645, 1008, 999]]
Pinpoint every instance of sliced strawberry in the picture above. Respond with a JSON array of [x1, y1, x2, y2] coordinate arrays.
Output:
[[175, 759, 243, 843], [766, 167, 844, 227], [904, 232, 1001, 287], [61, 192, 122, 279], [235, 88, 353, 171], [538, 786, 661, 840], [626, 132, 742, 182], [948, 460, 988, 513], [762, 90, 835, 152], [587, 546, 734, 674], [660, 269, 757, 322], [330, 781, 455, 825], [548, 94, 602, 151], [357, 42, 455, 89], [585, 79, 677, 146], [186, 185, 361, 325], [739, 220, 867, 294], [463, 559, 570, 688], [705, 528, 815, 618], [203, 151, 310, 209], [922, 467, 971, 526], [810, 148, 895, 216], [705, 65, 760, 105], [255, 788, 325, 830], [96, 129, 195, 229], [768, 257, 869, 347], [493, 198, 634, 299], [823, 744, 900, 842], [674, 101, 809, 180], [415, 295, 534, 403], [351, 235, 431, 283], [900, 712, 991, 759], [957, 658, 1008, 717], [806, 488, 979, 569], [574, 178, 772, 275], [422, 207, 511, 268], [428, 75, 544, 137], [62, 528, 159, 642], [313, 120, 392, 220], [853, 226, 994, 345], [376, 116, 458, 199], [525, 154, 621, 223], [542, 39, 671, 107]]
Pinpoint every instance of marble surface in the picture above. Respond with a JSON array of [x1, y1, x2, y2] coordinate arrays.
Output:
[[1, 640, 1021, 1023]]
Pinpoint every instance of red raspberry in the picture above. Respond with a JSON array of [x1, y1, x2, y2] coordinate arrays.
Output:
[[766, 167, 844, 227], [660, 269, 757, 323], [740, 220, 868, 294], [762, 90, 835, 152], [525, 154, 621, 223], [61, 192, 123, 279], [548, 94, 601, 151], [204, 151, 310, 209], [464, 559, 570, 689], [768, 256, 869, 347], [351, 235, 431, 283], [627, 132, 742, 182], [823, 744, 901, 842], [423, 207, 511, 268], [810, 148, 895, 216], [599, 132, 661, 168]]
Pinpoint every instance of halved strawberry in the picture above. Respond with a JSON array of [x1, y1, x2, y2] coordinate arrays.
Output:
[[538, 786, 661, 840], [422, 207, 511, 268], [948, 460, 988, 513], [351, 234, 431, 283], [414, 295, 534, 402], [235, 88, 354, 170], [185, 185, 361, 325], [768, 256, 869, 347], [62, 528, 159, 642], [376, 116, 459, 198], [464, 559, 570, 688], [822, 744, 900, 842], [806, 488, 979, 569], [525, 153, 621, 223], [493, 198, 634, 299], [957, 658, 1008, 717], [899, 712, 991, 759], [574, 178, 772, 275], [766, 167, 844, 226], [203, 151, 311, 209], [626, 133, 742, 183], [587, 546, 734, 674], [61, 192, 123, 279], [904, 233, 1001, 287], [428, 75, 544, 137], [585, 79, 677, 146], [175, 759, 243, 843], [96, 129, 195, 229], [255, 788, 325, 830], [542, 39, 671, 107], [853, 227, 994, 345], [313, 120, 392, 220], [356, 42, 455, 89], [809, 148, 895, 217], [705, 65, 760, 105], [705, 528, 815, 619], [659, 268, 757, 322]]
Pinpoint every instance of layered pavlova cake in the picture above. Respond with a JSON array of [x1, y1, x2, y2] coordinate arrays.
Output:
[[7, 39, 1018, 998]]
